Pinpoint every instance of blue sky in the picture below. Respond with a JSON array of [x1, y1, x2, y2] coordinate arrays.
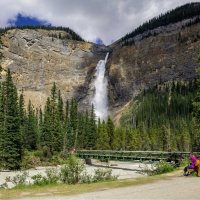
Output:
[[8, 14, 50, 27], [8, 13, 103, 44], [1, 0, 200, 44]]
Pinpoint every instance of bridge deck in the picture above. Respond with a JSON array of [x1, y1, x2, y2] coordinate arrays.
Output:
[[76, 150, 200, 162]]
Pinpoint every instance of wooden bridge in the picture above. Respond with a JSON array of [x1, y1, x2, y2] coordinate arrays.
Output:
[[76, 150, 200, 163]]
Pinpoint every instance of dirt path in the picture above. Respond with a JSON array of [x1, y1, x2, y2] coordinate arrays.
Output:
[[18, 176, 200, 200]]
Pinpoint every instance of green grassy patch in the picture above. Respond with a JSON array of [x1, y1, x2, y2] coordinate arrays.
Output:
[[0, 174, 172, 200]]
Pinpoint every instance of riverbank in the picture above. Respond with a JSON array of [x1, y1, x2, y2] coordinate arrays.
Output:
[[0, 168, 184, 200]]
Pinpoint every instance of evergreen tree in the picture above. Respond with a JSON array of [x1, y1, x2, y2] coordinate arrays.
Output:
[[41, 97, 53, 152], [0, 83, 5, 168], [87, 105, 96, 149], [37, 108, 43, 149], [24, 100, 37, 150], [19, 91, 26, 151], [96, 120, 110, 150], [0, 70, 21, 170], [192, 68, 200, 151], [63, 100, 69, 152], [107, 116, 114, 149]]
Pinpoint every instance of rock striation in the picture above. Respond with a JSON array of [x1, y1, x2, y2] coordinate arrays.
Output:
[[107, 22, 200, 116], [0, 21, 200, 117], [0, 28, 110, 109]]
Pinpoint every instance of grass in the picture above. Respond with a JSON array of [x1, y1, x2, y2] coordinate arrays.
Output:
[[0, 173, 175, 200]]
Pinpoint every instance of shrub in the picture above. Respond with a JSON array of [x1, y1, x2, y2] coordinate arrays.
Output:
[[21, 154, 41, 169], [60, 155, 85, 184], [33, 150, 43, 158], [45, 168, 60, 183], [1, 156, 118, 189], [81, 172, 93, 184], [31, 174, 46, 185], [42, 146, 52, 159], [92, 168, 117, 182], [144, 161, 176, 176], [0, 182, 8, 189], [5, 171, 29, 187], [32, 168, 60, 186]]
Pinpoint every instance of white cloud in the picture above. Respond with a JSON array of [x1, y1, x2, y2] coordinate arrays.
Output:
[[0, 0, 199, 44]]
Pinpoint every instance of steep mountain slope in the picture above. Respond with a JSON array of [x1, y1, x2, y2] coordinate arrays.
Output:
[[108, 4, 200, 116], [0, 28, 109, 109], [0, 3, 200, 118]]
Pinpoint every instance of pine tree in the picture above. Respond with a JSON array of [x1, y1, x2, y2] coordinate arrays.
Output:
[[19, 91, 26, 125], [41, 97, 53, 152], [87, 105, 96, 149], [0, 83, 5, 169], [53, 90, 64, 152], [0, 70, 22, 170], [192, 68, 200, 151], [24, 100, 37, 150], [70, 98, 78, 133], [96, 120, 110, 150], [19, 91, 26, 151], [63, 100, 69, 152], [107, 116, 114, 149], [37, 108, 43, 149]]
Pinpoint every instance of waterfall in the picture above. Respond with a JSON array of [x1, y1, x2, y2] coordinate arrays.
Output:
[[92, 53, 109, 120]]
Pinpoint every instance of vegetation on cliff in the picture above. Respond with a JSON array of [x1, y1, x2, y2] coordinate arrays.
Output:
[[0, 26, 84, 41], [120, 2, 200, 46]]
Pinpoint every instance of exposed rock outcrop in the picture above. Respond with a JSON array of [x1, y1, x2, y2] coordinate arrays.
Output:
[[107, 22, 200, 115], [0, 28, 110, 109], [0, 21, 200, 117]]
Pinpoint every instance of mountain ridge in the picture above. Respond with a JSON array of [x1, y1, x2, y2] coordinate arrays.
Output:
[[0, 3, 200, 118]]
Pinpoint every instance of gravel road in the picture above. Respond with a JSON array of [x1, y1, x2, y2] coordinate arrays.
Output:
[[19, 176, 200, 200]]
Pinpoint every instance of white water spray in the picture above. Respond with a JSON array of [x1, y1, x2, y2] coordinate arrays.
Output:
[[92, 53, 109, 120]]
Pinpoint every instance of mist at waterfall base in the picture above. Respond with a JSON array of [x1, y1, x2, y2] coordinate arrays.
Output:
[[92, 53, 109, 121]]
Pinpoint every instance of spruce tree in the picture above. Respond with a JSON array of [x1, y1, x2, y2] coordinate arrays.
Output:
[[107, 116, 114, 149], [0, 70, 22, 170], [19, 91, 26, 151], [24, 100, 37, 150], [63, 100, 69, 152], [41, 97, 53, 152], [0, 83, 5, 169], [96, 120, 110, 150], [87, 105, 96, 149], [192, 68, 200, 151]]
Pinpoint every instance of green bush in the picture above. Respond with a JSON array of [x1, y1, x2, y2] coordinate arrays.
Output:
[[60, 155, 85, 184], [32, 168, 59, 185], [144, 161, 176, 176], [5, 171, 29, 187], [46, 168, 60, 183], [21, 154, 41, 169], [93, 168, 117, 182], [42, 146, 52, 159], [81, 172, 93, 184], [33, 150, 44, 158], [1, 156, 118, 188], [31, 174, 46, 186]]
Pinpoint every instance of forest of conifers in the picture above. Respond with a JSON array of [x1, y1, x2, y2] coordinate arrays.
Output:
[[0, 67, 199, 170]]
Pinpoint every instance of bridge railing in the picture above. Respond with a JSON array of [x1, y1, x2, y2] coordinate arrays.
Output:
[[75, 150, 200, 162]]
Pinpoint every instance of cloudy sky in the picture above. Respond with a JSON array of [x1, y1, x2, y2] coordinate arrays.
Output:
[[0, 0, 200, 44]]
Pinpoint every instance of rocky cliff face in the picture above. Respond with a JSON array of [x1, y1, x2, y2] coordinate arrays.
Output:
[[107, 22, 200, 116], [0, 22, 199, 117], [0, 28, 109, 109]]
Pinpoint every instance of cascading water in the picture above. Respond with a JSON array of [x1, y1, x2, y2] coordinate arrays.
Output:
[[92, 53, 109, 120]]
